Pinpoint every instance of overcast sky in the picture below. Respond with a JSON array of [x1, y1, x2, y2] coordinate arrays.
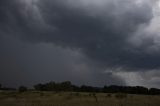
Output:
[[0, 0, 160, 88]]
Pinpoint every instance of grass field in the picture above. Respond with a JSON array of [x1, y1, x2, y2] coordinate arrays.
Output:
[[0, 91, 160, 106]]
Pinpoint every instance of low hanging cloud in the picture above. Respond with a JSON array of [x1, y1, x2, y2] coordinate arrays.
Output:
[[0, 0, 160, 87]]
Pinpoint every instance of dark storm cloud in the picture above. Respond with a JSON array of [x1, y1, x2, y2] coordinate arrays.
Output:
[[6, 0, 155, 70], [34, 0, 160, 70], [0, 0, 160, 87], [0, 34, 125, 87]]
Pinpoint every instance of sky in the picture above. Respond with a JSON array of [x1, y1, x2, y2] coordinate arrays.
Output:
[[0, 0, 160, 88]]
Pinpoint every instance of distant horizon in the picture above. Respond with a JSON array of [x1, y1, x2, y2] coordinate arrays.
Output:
[[1, 81, 160, 89]]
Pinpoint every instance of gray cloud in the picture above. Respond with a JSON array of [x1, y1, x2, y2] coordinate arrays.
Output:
[[30, 0, 155, 69], [114, 69, 160, 88], [0, 34, 125, 87], [0, 0, 160, 87]]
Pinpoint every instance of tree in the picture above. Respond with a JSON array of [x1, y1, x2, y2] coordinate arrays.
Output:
[[34, 81, 73, 91], [60, 81, 73, 91], [18, 86, 27, 92], [45, 81, 56, 91], [149, 88, 160, 95], [34, 83, 45, 91]]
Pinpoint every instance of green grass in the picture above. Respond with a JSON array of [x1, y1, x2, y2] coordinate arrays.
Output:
[[0, 91, 160, 106]]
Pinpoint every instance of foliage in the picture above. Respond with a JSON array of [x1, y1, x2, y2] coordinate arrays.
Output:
[[149, 88, 160, 95], [106, 94, 112, 98], [18, 86, 27, 92], [1, 81, 160, 95], [115, 93, 127, 99], [34, 81, 73, 91], [33, 81, 160, 95]]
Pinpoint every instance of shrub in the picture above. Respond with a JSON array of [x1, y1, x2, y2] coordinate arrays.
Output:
[[106, 93, 112, 98], [74, 92, 80, 96], [92, 93, 98, 102], [115, 93, 127, 99], [18, 86, 27, 92]]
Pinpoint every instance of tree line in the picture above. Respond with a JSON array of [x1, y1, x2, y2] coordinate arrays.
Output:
[[0, 81, 160, 95], [0, 84, 16, 91]]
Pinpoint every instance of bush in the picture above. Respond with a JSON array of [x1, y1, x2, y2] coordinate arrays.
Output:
[[115, 93, 127, 99], [106, 93, 112, 98], [18, 86, 27, 92]]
